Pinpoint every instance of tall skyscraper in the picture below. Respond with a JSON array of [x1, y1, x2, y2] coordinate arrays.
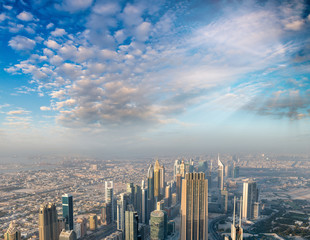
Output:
[[218, 155, 224, 191], [89, 214, 98, 231], [159, 165, 165, 196], [127, 183, 135, 205], [165, 185, 171, 207], [147, 164, 155, 217], [141, 187, 148, 224], [39, 203, 59, 240], [117, 192, 131, 237], [150, 210, 167, 240], [125, 208, 138, 240], [134, 185, 142, 221], [176, 174, 182, 203], [242, 180, 259, 220], [154, 160, 161, 201], [62, 194, 73, 230], [105, 181, 114, 221], [173, 159, 181, 180], [231, 197, 243, 240], [180, 173, 208, 240], [102, 203, 112, 225], [4, 221, 21, 240]]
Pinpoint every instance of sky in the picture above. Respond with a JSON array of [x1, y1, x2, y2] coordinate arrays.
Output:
[[0, 0, 310, 158]]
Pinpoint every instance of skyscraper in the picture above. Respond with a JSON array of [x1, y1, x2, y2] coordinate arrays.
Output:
[[159, 165, 165, 196], [134, 185, 142, 221], [62, 194, 73, 230], [39, 203, 59, 240], [89, 214, 98, 231], [176, 174, 182, 203], [147, 164, 155, 217], [125, 208, 138, 240], [180, 173, 208, 240], [231, 197, 243, 240], [242, 180, 259, 220], [150, 210, 167, 240], [105, 181, 114, 221], [4, 221, 21, 240], [173, 159, 181, 180], [154, 160, 161, 201], [141, 187, 148, 224], [102, 203, 112, 225], [218, 155, 224, 191]]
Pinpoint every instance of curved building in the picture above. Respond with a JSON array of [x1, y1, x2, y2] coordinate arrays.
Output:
[[150, 210, 167, 240]]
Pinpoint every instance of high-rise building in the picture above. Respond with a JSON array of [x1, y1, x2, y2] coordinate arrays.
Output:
[[220, 189, 228, 213], [165, 185, 171, 207], [134, 185, 142, 221], [159, 165, 165, 196], [173, 159, 181, 180], [233, 164, 240, 178], [176, 174, 182, 203], [180, 160, 185, 178], [4, 221, 21, 240], [147, 164, 155, 216], [89, 214, 98, 231], [127, 183, 135, 205], [125, 209, 138, 240], [58, 217, 65, 237], [180, 173, 208, 240], [218, 156, 224, 191], [117, 192, 131, 236], [59, 230, 76, 240], [102, 203, 112, 225], [231, 197, 243, 240], [150, 210, 167, 240], [141, 187, 148, 224], [62, 194, 73, 230], [154, 160, 161, 201], [76, 218, 87, 238], [106, 181, 114, 221], [39, 203, 59, 240], [242, 180, 259, 220]]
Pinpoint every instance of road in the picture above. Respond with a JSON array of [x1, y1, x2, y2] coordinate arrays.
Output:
[[209, 214, 227, 240], [81, 223, 117, 240]]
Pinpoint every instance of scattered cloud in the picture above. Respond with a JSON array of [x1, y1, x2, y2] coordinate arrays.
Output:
[[51, 28, 67, 37], [55, 0, 93, 13], [17, 11, 33, 21], [40, 106, 51, 111], [8, 36, 36, 51]]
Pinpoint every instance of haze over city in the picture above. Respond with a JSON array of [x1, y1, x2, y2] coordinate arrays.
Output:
[[0, 0, 309, 158]]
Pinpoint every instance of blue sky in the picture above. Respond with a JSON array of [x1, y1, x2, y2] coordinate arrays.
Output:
[[0, 0, 309, 157]]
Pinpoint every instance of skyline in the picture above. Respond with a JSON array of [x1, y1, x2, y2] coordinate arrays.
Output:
[[0, 0, 310, 158]]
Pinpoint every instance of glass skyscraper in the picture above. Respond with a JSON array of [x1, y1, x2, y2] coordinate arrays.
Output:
[[62, 194, 73, 230]]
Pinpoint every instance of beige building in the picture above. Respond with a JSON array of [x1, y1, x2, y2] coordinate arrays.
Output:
[[180, 173, 208, 240], [39, 203, 59, 240], [4, 221, 21, 240], [59, 230, 76, 240], [154, 160, 161, 199], [89, 214, 98, 231]]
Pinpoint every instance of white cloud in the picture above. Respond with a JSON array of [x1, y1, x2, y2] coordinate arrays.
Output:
[[40, 106, 51, 111], [44, 39, 61, 49], [0, 13, 7, 22], [284, 19, 304, 30], [56, 0, 93, 13], [17, 11, 33, 21], [46, 23, 54, 29], [51, 28, 67, 37], [7, 110, 30, 115], [135, 22, 151, 41], [9, 36, 36, 51]]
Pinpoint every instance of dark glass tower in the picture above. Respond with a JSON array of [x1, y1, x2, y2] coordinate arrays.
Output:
[[62, 194, 73, 230]]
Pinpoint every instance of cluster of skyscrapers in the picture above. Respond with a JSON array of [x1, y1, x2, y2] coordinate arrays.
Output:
[[4, 155, 260, 240]]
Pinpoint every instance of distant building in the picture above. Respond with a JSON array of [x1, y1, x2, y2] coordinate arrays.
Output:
[[231, 197, 243, 240], [233, 164, 240, 178], [150, 210, 167, 240], [4, 221, 21, 240], [159, 165, 165, 197], [62, 194, 74, 230], [220, 189, 228, 213], [89, 214, 98, 231], [141, 187, 148, 224], [147, 164, 155, 218], [102, 203, 112, 225], [175, 174, 182, 203], [242, 180, 259, 220], [76, 217, 87, 238], [105, 181, 114, 221], [125, 210, 138, 240], [180, 173, 208, 240], [39, 203, 59, 240], [59, 230, 76, 240], [218, 156, 224, 191], [165, 185, 171, 207]]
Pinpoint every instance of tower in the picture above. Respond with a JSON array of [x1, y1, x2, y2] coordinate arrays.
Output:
[[4, 221, 21, 240], [180, 173, 208, 240], [105, 181, 114, 221], [141, 186, 148, 224], [173, 159, 181, 181], [218, 155, 224, 191], [159, 165, 165, 197], [125, 208, 138, 240], [242, 180, 259, 220], [150, 210, 167, 240], [39, 203, 59, 240], [62, 194, 73, 230], [154, 160, 161, 201]]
